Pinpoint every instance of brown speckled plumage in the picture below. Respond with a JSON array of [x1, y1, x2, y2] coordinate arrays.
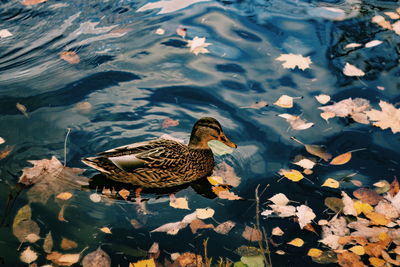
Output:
[[82, 117, 236, 188]]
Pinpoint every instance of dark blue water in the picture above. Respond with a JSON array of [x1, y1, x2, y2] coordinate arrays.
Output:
[[1, 0, 400, 266]]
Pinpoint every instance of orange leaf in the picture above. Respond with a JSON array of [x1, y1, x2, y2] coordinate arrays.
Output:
[[337, 251, 367, 267], [100, 227, 112, 234], [330, 152, 352, 165], [56, 192, 73, 201], [369, 257, 385, 267], [365, 212, 390, 226], [189, 219, 214, 233], [303, 223, 317, 234], [21, 0, 47, 5], [390, 177, 399, 197], [58, 205, 68, 222], [118, 189, 130, 200], [60, 51, 80, 64]]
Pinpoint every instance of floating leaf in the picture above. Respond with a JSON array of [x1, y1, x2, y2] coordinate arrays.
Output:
[[330, 152, 352, 165], [25, 233, 40, 243], [176, 26, 187, 38], [342, 192, 357, 216], [89, 193, 102, 203], [311, 250, 338, 264], [100, 227, 112, 234], [274, 95, 294, 108], [189, 219, 214, 233], [0, 29, 12, 38], [155, 28, 165, 35], [365, 101, 400, 133], [349, 245, 365, 256], [56, 192, 73, 200], [343, 63, 365, 77], [365, 40, 383, 48], [315, 94, 331, 104], [60, 51, 80, 64], [242, 226, 262, 242], [20, 246, 38, 264], [241, 101, 268, 109], [174, 253, 203, 267], [269, 193, 290, 205], [21, 0, 47, 5], [345, 43, 362, 49], [325, 197, 344, 213], [214, 220, 236, 235], [278, 113, 314, 130], [320, 111, 336, 122], [276, 54, 312, 70], [169, 197, 189, 209], [372, 15, 392, 30], [47, 251, 81, 266], [279, 169, 304, 182], [187, 36, 211, 55], [118, 189, 130, 200], [338, 251, 365, 267], [130, 259, 156, 267], [353, 188, 383, 205], [82, 247, 111, 267], [365, 212, 390, 226], [353, 201, 373, 215], [322, 178, 340, 188], [292, 158, 316, 169], [16, 102, 29, 117], [373, 180, 390, 194], [235, 246, 262, 257], [287, 238, 304, 247], [369, 257, 385, 267], [308, 248, 323, 257], [296, 205, 316, 229], [61, 238, 78, 250], [162, 118, 179, 128], [271, 226, 284, 236], [196, 208, 214, 219]]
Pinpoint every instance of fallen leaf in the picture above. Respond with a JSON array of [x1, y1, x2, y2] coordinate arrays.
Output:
[[325, 197, 344, 213], [345, 43, 362, 49], [189, 219, 214, 233], [56, 192, 73, 200], [311, 250, 338, 264], [269, 204, 296, 217], [269, 193, 290, 205], [320, 234, 340, 249], [381, 250, 400, 266], [296, 205, 316, 229], [353, 188, 383, 205], [151, 221, 187, 235], [276, 250, 286, 255], [374, 200, 398, 219], [130, 219, 142, 229], [13, 219, 40, 243], [315, 94, 331, 104], [43, 231, 53, 253], [353, 201, 373, 215], [369, 257, 385, 267], [303, 169, 313, 175], [365, 212, 390, 226], [390, 177, 399, 197], [279, 169, 304, 182], [155, 28, 165, 35], [349, 245, 365, 256], [61, 238, 78, 250], [365, 101, 400, 133], [372, 15, 392, 30], [330, 152, 352, 165], [20, 246, 38, 264], [365, 40, 383, 48], [343, 62, 365, 76], [320, 111, 336, 122], [60, 51, 80, 64], [74, 102, 92, 113], [216, 189, 242, 200], [0, 29, 12, 38], [47, 251, 81, 266], [276, 53, 312, 70], [350, 180, 363, 187], [304, 223, 318, 234], [274, 95, 294, 108], [21, 0, 47, 5], [305, 144, 332, 161], [308, 248, 323, 257], [0, 137, 4, 144], [89, 193, 102, 203], [318, 98, 370, 122], [338, 251, 366, 267], [129, 259, 156, 267], [196, 208, 214, 219], [214, 220, 236, 235], [342, 192, 357, 216], [373, 180, 390, 194], [162, 118, 179, 128], [287, 238, 304, 247], [272, 226, 284, 236], [384, 11, 400, 19], [58, 205, 68, 222], [292, 158, 316, 169], [242, 226, 262, 242], [322, 178, 340, 188], [279, 113, 314, 130], [174, 253, 202, 267], [16, 102, 29, 117], [19, 156, 88, 204], [100, 227, 112, 234], [82, 247, 111, 267], [118, 189, 130, 200], [187, 36, 211, 55], [169, 197, 189, 209]]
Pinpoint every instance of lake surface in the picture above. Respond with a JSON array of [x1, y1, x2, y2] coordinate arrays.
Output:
[[1, 0, 400, 266]]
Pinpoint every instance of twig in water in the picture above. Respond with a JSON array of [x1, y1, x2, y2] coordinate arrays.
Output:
[[255, 184, 272, 267], [64, 128, 71, 167]]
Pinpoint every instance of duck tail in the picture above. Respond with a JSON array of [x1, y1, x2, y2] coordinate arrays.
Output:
[[81, 157, 111, 174]]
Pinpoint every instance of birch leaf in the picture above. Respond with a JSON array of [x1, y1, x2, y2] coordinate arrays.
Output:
[[315, 94, 331, 104], [292, 158, 316, 169], [276, 54, 312, 70], [322, 178, 340, 188], [20, 246, 38, 264], [320, 112, 336, 122], [296, 205, 316, 229], [269, 193, 290, 205], [330, 152, 352, 165], [343, 63, 365, 77], [287, 238, 304, 247], [279, 169, 304, 182]]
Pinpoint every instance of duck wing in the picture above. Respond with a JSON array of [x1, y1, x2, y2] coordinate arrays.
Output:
[[87, 139, 186, 173]]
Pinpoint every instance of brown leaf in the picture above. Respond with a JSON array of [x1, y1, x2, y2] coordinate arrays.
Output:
[[364, 243, 386, 257], [118, 189, 130, 200], [61, 238, 78, 250], [242, 226, 262, 242], [303, 223, 317, 234], [21, 0, 46, 5], [162, 118, 179, 128], [58, 205, 68, 222], [353, 188, 383, 205], [43, 231, 53, 253], [189, 219, 214, 234], [338, 236, 368, 246], [330, 152, 352, 165], [60, 51, 80, 64], [305, 144, 332, 161], [148, 242, 160, 259], [337, 251, 367, 267], [390, 177, 399, 197], [47, 251, 81, 266], [19, 156, 88, 204], [174, 252, 203, 267], [325, 197, 344, 213], [13, 219, 40, 242], [0, 145, 13, 160], [381, 250, 400, 266], [82, 247, 111, 267], [214, 220, 236, 235]]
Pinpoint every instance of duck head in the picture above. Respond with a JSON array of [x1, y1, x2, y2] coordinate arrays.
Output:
[[188, 117, 237, 149]]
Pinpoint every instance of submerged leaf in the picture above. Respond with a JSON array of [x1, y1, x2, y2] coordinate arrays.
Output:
[[242, 226, 262, 242], [82, 247, 111, 267], [305, 144, 332, 161]]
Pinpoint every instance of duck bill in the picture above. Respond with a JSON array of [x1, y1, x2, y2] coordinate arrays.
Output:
[[221, 135, 237, 148]]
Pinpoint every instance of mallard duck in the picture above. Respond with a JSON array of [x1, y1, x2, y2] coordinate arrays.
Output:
[[82, 117, 237, 188]]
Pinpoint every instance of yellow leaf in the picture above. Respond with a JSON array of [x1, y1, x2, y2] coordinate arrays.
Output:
[[307, 248, 322, 257], [369, 257, 385, 267], [365, 212, 390, 226], [207, 176, 224, 185], [279, 169, 304, 182], [118, 189, 130, 200], [56, 192, 73, 201], [330, 152, 352, 165], [100, 227, 112, 234], [130, 258, 156, 267], [321, 178, 340, 188], [379, 232, 389, 241], [287, 238, 304, 247], [349, 245, 365, 256], [353, 201, 373, 215]]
